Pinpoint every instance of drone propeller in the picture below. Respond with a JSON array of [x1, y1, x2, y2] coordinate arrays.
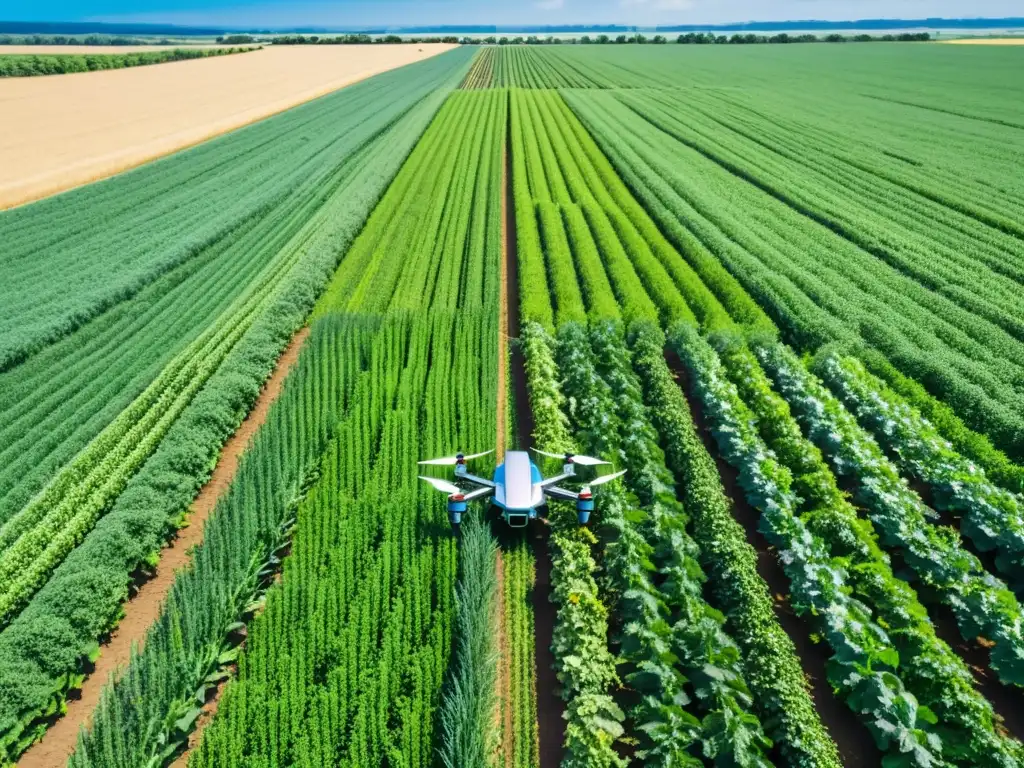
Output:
[[418, 449, 494, 466], [418, 476, 462, 495], [587, 470, 627, 488], [531, 447, 610, 466]]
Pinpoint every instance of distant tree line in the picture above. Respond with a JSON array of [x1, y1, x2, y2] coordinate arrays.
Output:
[[0, 46, 255, 77], [271, 34, 463, 45], [673, 31, 934, 44], [269, 32, 932, 46], [0, 34, 181, 46], [216, 35, 258, 44]]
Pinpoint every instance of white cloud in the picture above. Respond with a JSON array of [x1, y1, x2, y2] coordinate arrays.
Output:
[[535, 0, 565, 9]]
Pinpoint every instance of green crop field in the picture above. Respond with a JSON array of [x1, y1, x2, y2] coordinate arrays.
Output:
[[2, 39, 1024, 768]]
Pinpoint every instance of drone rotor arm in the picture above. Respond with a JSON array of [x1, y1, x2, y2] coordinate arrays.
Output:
[[542, 485, 579, 503], [538, 472, 575, 489], [571, 455, 611, 467], [529, 447, 609, 466], [462, 485, 496, 502], [418, 476, 462, 495], [460, 472, 496, 488], [590, 469, 627, 487]]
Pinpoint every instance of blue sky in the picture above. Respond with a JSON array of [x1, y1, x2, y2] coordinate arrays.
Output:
[[4, 0, 1020, 29]]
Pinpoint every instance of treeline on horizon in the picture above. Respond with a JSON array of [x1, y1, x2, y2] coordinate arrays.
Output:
[[0, 34, 194, 46], [270, 31, 935, 46], [0, 46, 255, 77]]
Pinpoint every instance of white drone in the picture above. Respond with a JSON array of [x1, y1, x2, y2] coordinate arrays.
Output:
[[418, 448, 625, 532]]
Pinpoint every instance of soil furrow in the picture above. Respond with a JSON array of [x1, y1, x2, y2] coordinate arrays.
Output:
[[17, 325, 311, 768]]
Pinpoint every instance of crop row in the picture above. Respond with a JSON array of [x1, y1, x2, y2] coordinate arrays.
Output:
[[517, 322, 623, 768], [640, 87, 1024, 325], [185, 310, 496, 768], [563, 87, 1024, 460], [461, 46, 495, 89], [0, 47, 474, 371], [493, 47, 604, 89], [71, 314, 380, 767], [756, 342, 1024, 691], [512, 75, 1024, 766], [181, 82, 507, 767], [315, 89, 504, 318], [0, 52, 470, 530], [0, 53, 475, 763], [511, 89, 767, 335], [675, 325, 1024, 766], [558, 320, 774, 766], [0, 46, 253, 77], [439, 512, 500, 767]]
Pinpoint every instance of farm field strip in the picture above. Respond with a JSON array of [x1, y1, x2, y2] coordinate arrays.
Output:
[[0, 46, 255, 78], [563, 87, 1024, 460], [558, 321, 776, 765], [0, 49, 468, 369], [461, 45, 494, 88], [64, 83, 508, 768], [0, 43, 459, 210], [511, 79, 842, 764], [0, 52, 474, 547], [677, 327, 1024, 763], [501, 45, 1024, 765], [182, 312, 494, 768], [619, 88, 1024, 333], [8, 42, 1024, 768], [0, 49, 476, 765]]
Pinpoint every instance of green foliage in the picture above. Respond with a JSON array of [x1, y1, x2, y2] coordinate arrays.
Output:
[[537, 201, 587, 326], [630, 322, 842, 768], [461, 47, 496, 89], [712, 333, 1024, 766], [672, 323, 943, 767], [757, 341, 1024, 691], [69, 314, 382, 767], [439, 514, 499, 768], [559, 320, 773, 767], [502, 538, 541, 768], [857, 350, 1024, 495], [0, 47, 474, 372], [560, 55, 1024, 459], [520, 322, 573, 455], [316, 89, 505, 317], [820, 353, 1024, 587], [519, 323, 624, 767], [0, 46, 253, 77], [510, 94, 554, 330], [0, 52, 476, 764]]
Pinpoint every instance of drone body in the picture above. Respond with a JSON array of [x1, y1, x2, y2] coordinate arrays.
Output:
[[418, 449, 624, 533]]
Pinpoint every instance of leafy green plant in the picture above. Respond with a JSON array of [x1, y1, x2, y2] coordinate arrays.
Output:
[[713, 333, 1023, 766], [819, 353, 1024, 587], [757, 341, 1024, 689], [672, 323, 943, 767], [630, 322, 842, 768]]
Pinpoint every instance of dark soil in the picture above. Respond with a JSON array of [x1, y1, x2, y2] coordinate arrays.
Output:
[[504, 100, 564, 767]]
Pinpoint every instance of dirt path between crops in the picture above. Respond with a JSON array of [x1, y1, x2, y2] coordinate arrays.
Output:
[[17, 326, 311, 768], [502, 102, 564, 767], [666, 348, 873, 768], [493, 143, 516, 767]]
